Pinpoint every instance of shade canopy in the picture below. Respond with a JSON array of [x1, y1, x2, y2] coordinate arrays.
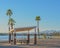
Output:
[[11, 26, 36, 32]]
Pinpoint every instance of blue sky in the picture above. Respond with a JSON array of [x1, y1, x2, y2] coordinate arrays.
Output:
[[0, 0, 60, 33]]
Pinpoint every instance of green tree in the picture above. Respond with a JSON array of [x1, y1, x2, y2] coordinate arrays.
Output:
[[6, 9, 13, 43], [35, 16, 41, 39], [43, 34, 46, 39]]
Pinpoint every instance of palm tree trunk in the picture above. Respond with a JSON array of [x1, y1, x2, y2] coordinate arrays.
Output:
[[11, 24, 13, 42], [9, 16, 11, 43], [9, 26, 11, 43], [37, 21, 40, 38], [14, 31, 16, 45]]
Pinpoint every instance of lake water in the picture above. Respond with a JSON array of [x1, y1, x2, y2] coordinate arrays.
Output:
[[0, 35, 52, 41]]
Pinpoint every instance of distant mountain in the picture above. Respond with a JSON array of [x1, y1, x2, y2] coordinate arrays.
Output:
[[40, 30, 57, 34], [39, 30, 60, 36]]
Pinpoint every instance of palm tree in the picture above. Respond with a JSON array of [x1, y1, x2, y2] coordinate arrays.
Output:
[[35, 16, 41, 38], [8, 18, 16, 43], [6, 9, 13, 43]]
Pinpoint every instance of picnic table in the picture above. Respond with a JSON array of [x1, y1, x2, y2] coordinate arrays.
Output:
[[17, 39, 29, 44]]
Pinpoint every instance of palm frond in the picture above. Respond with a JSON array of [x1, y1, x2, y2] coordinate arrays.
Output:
[[6, 9, 13, 16], [8, 18, 16, 25], [35, 16, 41, 21]]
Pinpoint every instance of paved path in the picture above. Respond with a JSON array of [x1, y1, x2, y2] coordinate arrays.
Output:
[[0, 39, 60, 48]]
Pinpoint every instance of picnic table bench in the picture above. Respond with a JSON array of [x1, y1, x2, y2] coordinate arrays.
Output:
[[18, 39, 29, 44]]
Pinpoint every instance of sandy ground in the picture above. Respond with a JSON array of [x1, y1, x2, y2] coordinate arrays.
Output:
[[0, 38, 60, 48]]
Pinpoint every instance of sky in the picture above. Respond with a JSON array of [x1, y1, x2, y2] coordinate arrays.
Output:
[[0, 0, 60, 33]]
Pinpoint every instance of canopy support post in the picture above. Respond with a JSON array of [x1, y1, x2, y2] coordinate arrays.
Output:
[[27, 30, 30, 44], [34, 27, 37, 44]]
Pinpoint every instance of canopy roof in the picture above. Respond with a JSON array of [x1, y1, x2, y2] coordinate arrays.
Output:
[[11, 26, 36, 32]]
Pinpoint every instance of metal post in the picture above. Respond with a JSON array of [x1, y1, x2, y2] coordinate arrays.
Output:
[[27, 30, 30, 44], [34, 28, 37, 44]]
